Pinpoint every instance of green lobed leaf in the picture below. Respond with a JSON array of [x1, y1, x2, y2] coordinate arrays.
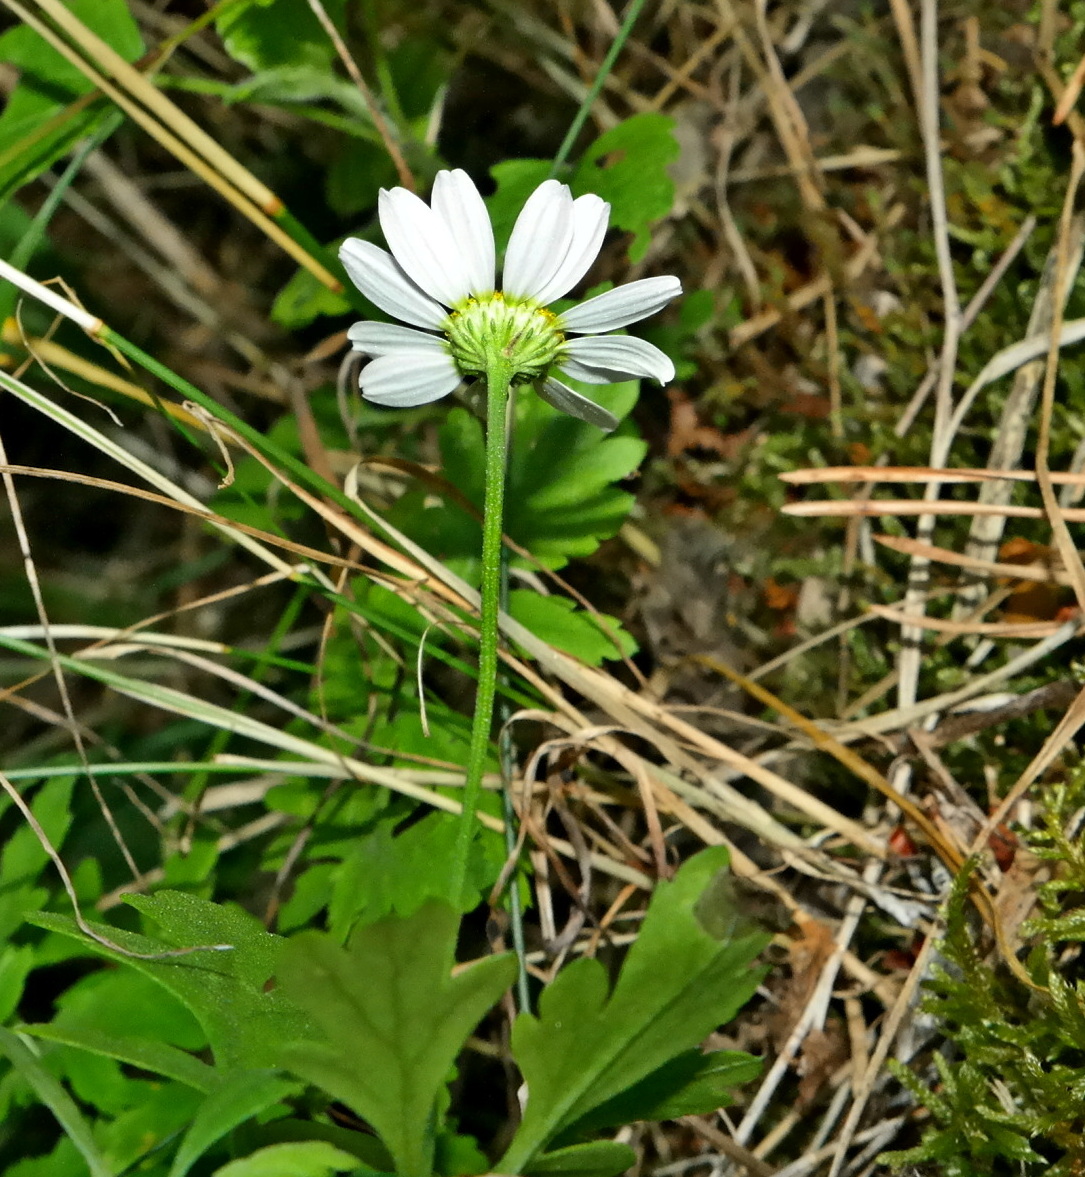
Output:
[[0, 1025, 110, 1177], [507, 591, 635, 665], [392, 393, 645, 572], [572, 113, 679, 262], [216, 0, 347, 71], [30, 892, 314, 1071], [21, 1023, 215, 1093], [523, 1141, 637, 1177], [500, 848, 769, 1171], [169, 1069, 301, 1177], [0, 0, 141, 205], [561, 1049, 762, 1140], [488, 114, 678, 264], [271, 262, 352, 329], [277, 902, 517, 1177], [327, 810, 498, 937], [212, 1140, 365, 1177]]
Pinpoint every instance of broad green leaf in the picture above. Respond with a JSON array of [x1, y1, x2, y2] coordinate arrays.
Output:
[[170, 1069, 301, 1177], [500, 848, 769, 1171], [562, 1049, 762, 1139], [278, 902, 517, 1177], [271, 262, 351, 329], [328, 811, 495, 936], [0, 775, 76, 942], [235, 1117, 393, 1171], [213, 1141, 363, 1177], [573, 113, 679, 262], [392, 397, 644, 571], [0, 0, 141, 204], [507, 591, 635, 665], [51, 964, 207, 1052], [0, 945, 35, 1023], [31, 892, 313, 1071], [216, 0, 347, 71], [524, 1141, 637, 1177], [97, 1081, 204, 1176], [489, 113, 678, 263], [0, 1025, 110, 1177], [21, 1023, 215, 1092]]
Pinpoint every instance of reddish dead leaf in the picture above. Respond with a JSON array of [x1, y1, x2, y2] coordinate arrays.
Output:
[[763, 578, 799, 612], [888, 825, 918, 858], [796, 1020, 849, 1106], [883, 946, 919, 972], [779, 392, 831, 419], [999, 536, 1052, 565], [851, 302, 884, 334], [665, 388, 750, 459], [994, 847, 1051, 952], [663, 388, 724, 456], [769, 916, 836, 1049], [848, 442, 872, 466], [987, 822, 1018, 872]]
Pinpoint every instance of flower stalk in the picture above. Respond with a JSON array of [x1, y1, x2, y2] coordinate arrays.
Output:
[[450, 355, 513, 904], [337, 168, 681, 910]]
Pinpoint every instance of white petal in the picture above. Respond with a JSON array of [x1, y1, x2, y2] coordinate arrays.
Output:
[[339, 239, 447, 330], [379, 186, 473, 307], [360, 353, 462, 407], [561, 275, 682, 333], [432, 169, 495, 296], [536, 377, 618, 432], [560, 335, 675, 384], [348, 321, 447, 357], [503, 179, 573, 301], [531, 194, 609, 305]]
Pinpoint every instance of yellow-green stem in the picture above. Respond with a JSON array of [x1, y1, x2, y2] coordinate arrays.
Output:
[[450, 357, 513, 904]]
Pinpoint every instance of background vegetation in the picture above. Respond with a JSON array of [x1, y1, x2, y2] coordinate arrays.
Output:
[[3, 0, 1085, 1173]]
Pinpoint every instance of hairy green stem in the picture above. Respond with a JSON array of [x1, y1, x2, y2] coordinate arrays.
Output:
[[450, 358, 513, 904]]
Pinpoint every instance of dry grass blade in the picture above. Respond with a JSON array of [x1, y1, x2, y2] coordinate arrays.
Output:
[[867, 606, 1064, 639], [782, 465, 1085, 488], [1, 0, 339, 288], [825, 930, 940, 1177], [783, 499, 1085, 522], [874, 533, 1072, 584]]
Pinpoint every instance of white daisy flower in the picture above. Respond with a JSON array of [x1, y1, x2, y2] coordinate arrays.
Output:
[[340, 169, 681, 432]]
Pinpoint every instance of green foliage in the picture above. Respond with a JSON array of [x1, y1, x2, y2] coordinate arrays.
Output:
[[392, 389, 644, 574], [0, 0, 141, 204], [169, 1070, 300, 1177], [886, 771, 1085, 1175], [499, 848, 768, 1171], [213, 1140, 364, 1177], [507, 591, 635, 664], [488, 113, 679, 262], [216, 0, 347, 71], [277, 903, 517, 1177], [0, 1027, 110, 1177], [32, 892, 313, 1071]]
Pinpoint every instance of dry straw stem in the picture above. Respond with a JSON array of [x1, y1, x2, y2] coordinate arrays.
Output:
[[1, 0, 340, 290], [302, 0, 415, 191], [825, 928, 941, 1177]]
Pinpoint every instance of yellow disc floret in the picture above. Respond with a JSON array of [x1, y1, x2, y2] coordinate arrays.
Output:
[[444, 292, 565, 382]]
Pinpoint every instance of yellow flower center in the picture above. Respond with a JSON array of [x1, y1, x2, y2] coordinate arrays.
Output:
[[444, 293, 565, 382]]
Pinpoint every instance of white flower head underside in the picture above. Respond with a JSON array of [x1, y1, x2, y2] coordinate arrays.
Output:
[[341, 169, 681, 431]]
